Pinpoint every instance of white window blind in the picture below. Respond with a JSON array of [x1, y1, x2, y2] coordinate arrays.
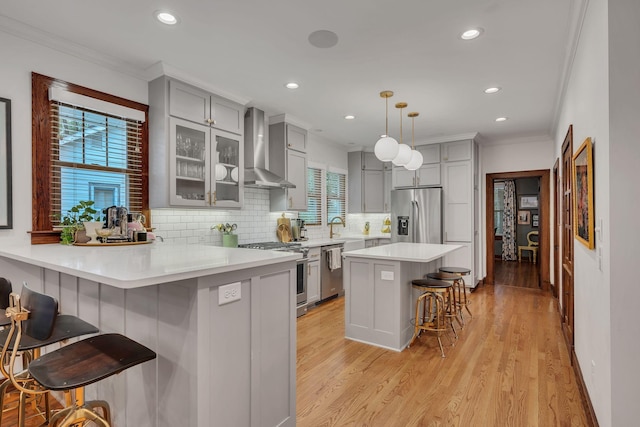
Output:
[[327, 171, 346, 223], [50, 101, 144, 224], [299, 167, 322, 225]]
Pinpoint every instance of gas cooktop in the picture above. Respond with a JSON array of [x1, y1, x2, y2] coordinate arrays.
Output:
[[239, 242, 302, 250]]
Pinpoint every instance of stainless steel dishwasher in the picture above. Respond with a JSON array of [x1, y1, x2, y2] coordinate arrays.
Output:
[[321, 244, 344, 301]]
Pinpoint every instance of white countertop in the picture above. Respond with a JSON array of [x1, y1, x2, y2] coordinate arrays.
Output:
[[300, 234, 391, 248], [342, 242, 462, 263], [0, 242, 299, 289]]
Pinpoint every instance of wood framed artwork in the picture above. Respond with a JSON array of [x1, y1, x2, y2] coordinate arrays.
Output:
[[520, 195, 538, 208], [0, 97, 11, 229], [517, 210, 530, 225], [572, 137, 594, 249]]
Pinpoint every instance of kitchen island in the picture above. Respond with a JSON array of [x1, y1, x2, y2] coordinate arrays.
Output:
[[342, 242, 462, 351], [0, 242, 299, 427]]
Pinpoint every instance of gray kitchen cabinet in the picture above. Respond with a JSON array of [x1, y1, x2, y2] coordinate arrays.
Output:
[[392, 144, 442, 188], [306, 247, 321, 304], [169, 79, 243, 135], [383, 165, 392, 212], [149, 76, 244, 208], [441, 138, 479, 288], [348, 151, 387, 213], [269, 122, 308, 211], [441, 139, 472, 162]]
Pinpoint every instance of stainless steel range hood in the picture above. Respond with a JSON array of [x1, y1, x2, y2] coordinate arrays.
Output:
[[244, 107, 295, 189]]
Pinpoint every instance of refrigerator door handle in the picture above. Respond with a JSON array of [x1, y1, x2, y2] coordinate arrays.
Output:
[[412, 200, 419, 242]]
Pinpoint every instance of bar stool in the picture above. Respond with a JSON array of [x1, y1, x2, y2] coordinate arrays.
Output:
[[408, 278, 456, 358], [0, 284, 99, 426], [426, 271, 464, 329], [3, 286, 156, 427], [439, 266, 472, 322], [0, 278, 13, 331]]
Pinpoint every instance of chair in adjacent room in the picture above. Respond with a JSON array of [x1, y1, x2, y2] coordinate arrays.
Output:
[[518, 230, 539, 264], [3, 285, 156, 427], [408, 278, 456, 358]]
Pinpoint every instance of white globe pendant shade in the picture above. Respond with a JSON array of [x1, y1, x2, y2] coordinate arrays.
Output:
[[374, 136, 399, 161], [392, 144, 412, 166], [404, 149, 423, 171]]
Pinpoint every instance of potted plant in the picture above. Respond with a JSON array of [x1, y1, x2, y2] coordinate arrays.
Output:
[[212, 223, 238, 247], [54, 200, 100, 245]]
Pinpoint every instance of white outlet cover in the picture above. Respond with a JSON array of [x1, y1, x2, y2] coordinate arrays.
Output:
[[381, 271, 394, 281], [219, 282, 241, 305]]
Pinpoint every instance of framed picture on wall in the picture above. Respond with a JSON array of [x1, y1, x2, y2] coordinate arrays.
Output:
[[520, 195, 538, 208], [517, 210, 530, 225], [573, 137, 595, 249]]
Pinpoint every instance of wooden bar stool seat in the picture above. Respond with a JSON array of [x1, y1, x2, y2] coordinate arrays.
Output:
[[0, 284, 99, 426], [408, 278, 456, 357], [439, 266, 472, 323], [1, 285, 155, 427], [426, 272, 464, 329]]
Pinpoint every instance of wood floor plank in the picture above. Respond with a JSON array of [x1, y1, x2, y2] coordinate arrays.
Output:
[[298, 280, 590, 426]]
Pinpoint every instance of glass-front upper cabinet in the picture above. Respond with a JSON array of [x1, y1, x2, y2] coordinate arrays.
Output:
[[169, 117, 243, 208], [212, 130, 242, 207]]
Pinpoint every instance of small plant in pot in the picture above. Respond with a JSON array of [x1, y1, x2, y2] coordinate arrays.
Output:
[[54, 200, 100, 245], [212, 223, 238, 247]]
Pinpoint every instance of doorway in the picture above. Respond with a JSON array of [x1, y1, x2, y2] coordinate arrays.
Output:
[[485, 170, 551, 290], [560, 126, 575, 349]]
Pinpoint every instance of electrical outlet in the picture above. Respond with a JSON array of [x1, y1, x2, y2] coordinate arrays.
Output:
[[218, 282, 241, 305], [381, 271, 394, 281]]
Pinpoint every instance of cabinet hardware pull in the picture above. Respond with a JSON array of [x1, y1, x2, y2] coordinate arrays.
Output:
[[213, 191, 217, 205], [288, 143, 292, 148]]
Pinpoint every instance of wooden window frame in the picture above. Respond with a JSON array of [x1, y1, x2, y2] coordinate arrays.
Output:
[[31, 73, 149, 244]]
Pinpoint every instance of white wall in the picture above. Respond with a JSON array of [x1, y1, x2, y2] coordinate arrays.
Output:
[[0, 30, 147, 243], [608, 0, 640, 425], [478, 136, 554, 280], [554, 0, 611, 424]]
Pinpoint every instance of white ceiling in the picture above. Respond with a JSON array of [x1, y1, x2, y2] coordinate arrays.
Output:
[[0, 0, 580, 148]]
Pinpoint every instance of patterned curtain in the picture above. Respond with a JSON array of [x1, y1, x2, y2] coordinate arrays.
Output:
[[502, 180, 517, 260]]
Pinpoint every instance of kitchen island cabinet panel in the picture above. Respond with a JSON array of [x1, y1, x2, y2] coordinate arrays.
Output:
[[0, 248, 296, 427]]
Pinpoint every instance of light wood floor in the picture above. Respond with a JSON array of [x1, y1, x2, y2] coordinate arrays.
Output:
[[297, 284, 589, 426]]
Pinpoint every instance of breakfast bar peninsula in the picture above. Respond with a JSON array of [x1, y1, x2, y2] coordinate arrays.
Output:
[[342, 242, 462, 352], [0, 242, 299, 427]]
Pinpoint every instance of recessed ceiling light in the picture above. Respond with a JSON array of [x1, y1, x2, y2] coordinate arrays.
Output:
[[344, 115, 356, 120], [460, 28, 483, 40], [495, 117, 508, 122], [155, 11, 179, 25], [285, 82, 299, 89], [484, 87, 501, 94]]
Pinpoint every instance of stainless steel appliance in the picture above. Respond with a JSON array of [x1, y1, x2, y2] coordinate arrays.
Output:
[[238, 241, 309, 317], [321, 244, 343, 301], [391, 188, 443, 244]]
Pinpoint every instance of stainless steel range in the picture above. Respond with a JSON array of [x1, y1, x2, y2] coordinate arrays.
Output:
[[238, 242, 309, 317]]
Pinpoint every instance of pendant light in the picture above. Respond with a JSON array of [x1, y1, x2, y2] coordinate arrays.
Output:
[[392, 102, 412, 166], [404, 112, 424, 171], [374, 91, 399, 161]]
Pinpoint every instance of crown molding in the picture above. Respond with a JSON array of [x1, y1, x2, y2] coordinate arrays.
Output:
[[0, 14, 148, 81]]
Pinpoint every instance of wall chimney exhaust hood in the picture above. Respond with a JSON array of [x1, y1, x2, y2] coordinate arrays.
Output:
[[244, 107, 295, 189]]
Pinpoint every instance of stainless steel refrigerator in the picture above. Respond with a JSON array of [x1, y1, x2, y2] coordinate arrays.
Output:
[[391, 188, 442, 244]]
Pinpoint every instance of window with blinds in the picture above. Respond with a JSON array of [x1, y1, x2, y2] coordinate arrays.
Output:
[[327, 171, 346, 223], [31, 73, 149, 244], [299, 167, 322, 225], [50, 102, 144, 225]]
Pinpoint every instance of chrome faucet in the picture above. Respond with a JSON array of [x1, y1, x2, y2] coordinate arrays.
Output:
[[328, 216, 345, 239]]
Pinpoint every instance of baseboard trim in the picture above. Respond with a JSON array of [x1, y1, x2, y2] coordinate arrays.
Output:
[[572, 350, 600, 427]]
